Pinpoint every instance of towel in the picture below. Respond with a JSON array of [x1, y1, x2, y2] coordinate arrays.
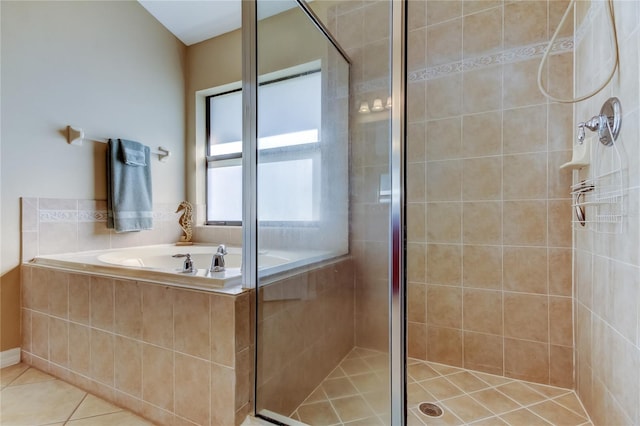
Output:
[[106, 139, 153, 232]]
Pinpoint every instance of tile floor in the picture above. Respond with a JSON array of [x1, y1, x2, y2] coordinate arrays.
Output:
[[0, 363, 152, 426], [2, 352, 593, 426], [291, 348, 593, 426]]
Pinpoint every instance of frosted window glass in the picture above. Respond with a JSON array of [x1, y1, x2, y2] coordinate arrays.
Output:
[[258, 158, 317, 222], [207, 162, 242, 222]]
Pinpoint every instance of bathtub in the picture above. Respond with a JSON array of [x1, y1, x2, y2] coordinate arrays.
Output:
[[31, 244, 337, 292]]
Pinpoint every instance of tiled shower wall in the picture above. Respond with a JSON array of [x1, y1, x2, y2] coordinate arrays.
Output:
[[406, 0, 574, 387], [256, 259, 354, 417], [322, 0, 393, 353], [574, 0, 640, 424]]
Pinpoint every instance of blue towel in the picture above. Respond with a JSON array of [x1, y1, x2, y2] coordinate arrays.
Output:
[[106, 139, 153, 232]]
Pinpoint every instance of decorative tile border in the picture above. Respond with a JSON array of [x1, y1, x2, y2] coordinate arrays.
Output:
[[39, 210, 78, 223], [39, 206, 177, 223], [408, 37, 574, 83], [353, 37, 574, 95]]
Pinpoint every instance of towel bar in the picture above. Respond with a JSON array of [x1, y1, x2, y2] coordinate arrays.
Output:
[[66, 125, 171, 162]]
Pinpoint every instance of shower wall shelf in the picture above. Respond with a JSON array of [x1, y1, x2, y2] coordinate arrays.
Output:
[[571, 98, 626, 233], [66, 125, 171, 162]]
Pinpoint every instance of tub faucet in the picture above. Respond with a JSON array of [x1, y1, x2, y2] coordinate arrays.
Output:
[[172, 253, 194, 273], [210, 245, 227, 272]]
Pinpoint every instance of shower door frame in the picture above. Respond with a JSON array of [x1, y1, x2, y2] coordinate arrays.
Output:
[[241, 0, 407, 424]]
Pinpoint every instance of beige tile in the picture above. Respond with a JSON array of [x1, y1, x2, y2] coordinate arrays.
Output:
[[408, 162, 427, 203], [463, 289, 502, 334], [462, 112, 502, 157], [0, 363, 29, 388], [90, 329, 114, 386], [549, 345, 574, 389], [10, 367, 55, 386], [503, 105, 547, 154], [463, 6, 502, 56], [463, 332, 503, 376], [497, 381, 548, 406], [418, 378, 464, 402], [408, 322, 427, 360], [90, 277, 114, 331], [463, 201, 502, 244], [408, 283, 426, 323], [463, 0, 501, 16], [297, 401, 340, 425], [548, 151, 573, 200], [426, 160, 461, 202], [21, 309, 32, 354], [548, 248, 572, 296], [0, 379, 86, 425], [504, 339, 550, 383], [426, 118, 462, 161], [473, 371, 513, 387], [503, 59, 546, 109], [142, 344, 173, 412], [407, 122, 427, 164], [529, 400, 587, 425], [446, 371, 488, 393], [503, 246, 548, 294], [427, 203, 461, 243], [408, 81, 426, 123], [235, 292, 252, 352], [69, 323, 91, 376], [331, 395, 375, 423], [407, 382, 435, 408], [48, 317, 69, 367], [503, 200, 547, 246], [548, 199, 572, 248], [114, 335, 142, 398], [462, 245, 502, 290], [463, 157, 502, 201], [408, 27, 426, 71], [48, 271, 69, 319], [68, 274, 91, 325], [408, 0, 426, 30], [470, 388, 520, 415], [548, 103, 574, 152], [499, 408, 552, 426], [31, 311, 48, 360], [114, 280, 142, 339], [427, 245, 462, 286], [31, 268, 50, 312], [503, 153, 547, 200], [141, 284, 173, 349], [175, 353, 210, 426], [553, 393, 590, 418], [427, 285, 462, 328], [408, 203, 426, 243], [211, 363, 234, 426], [427, 0, 462, 25], [504, 293, 549, 342], [67, 411, 153, 426], [302, 387, 328, 405], [442, 394, 493, 423], [174, 289, 210, 360], [463, 66, 502, 114], [408, 243, 427, 283], [427, 327, 463, 367], [322, 377, 359, 399], [427, 74, 463, 120], [408, 363, 440, 382], [427, 19, 462, 67], [504, 1, 547, 48], [70, 394, 122, 420], [549, 297, 573, 346], [210, 294, 235, 367]]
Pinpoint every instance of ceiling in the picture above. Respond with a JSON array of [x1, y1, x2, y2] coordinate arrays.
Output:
[[139, 0, 298, 46]]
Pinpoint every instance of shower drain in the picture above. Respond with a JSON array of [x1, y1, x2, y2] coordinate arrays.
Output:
[[418, 402, 444, 418]]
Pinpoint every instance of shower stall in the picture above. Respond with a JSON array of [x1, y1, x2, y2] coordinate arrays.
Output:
[[242, 0, 404, 424], [243, 0, 590, 425]]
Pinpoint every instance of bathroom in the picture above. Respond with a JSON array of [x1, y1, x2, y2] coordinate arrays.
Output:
[[1, 0, 639, 425]]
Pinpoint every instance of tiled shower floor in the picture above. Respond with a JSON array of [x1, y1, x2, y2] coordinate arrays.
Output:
[[291, 348, 593, 426]]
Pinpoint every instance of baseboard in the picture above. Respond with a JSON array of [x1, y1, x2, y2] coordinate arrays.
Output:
[[0, 348, 21, 368]]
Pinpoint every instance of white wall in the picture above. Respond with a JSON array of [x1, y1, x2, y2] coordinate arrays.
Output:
[[0, 0, 187, 350]]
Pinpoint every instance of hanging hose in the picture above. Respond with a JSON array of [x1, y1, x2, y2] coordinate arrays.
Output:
[[537, 0, 620, 104]]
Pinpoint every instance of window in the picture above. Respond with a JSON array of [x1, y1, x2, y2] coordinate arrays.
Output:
[[206, 71, 321, 225]]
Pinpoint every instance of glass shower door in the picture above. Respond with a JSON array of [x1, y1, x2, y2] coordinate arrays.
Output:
[[252, 0, 358, 423]]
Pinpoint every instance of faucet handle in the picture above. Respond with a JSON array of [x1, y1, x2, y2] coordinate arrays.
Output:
[[216, 244, 227, 255]]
